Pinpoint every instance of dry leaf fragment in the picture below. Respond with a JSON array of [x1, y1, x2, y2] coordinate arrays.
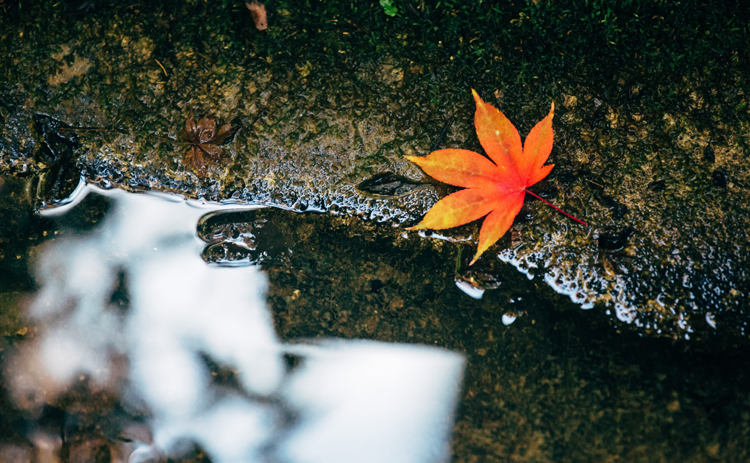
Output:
[[180, 114, 240, 175], [246, 1, 268, 31]]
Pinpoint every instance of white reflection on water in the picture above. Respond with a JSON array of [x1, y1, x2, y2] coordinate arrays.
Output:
[[5, 182, 464, 463], [280, 341, 463, 463]]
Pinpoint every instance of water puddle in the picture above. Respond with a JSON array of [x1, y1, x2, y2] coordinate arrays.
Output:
[[0, 178, 464, 463], [2, 175, 750, 462]]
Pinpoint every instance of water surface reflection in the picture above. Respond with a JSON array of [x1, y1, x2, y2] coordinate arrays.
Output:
[[2, 181, 464, 463]]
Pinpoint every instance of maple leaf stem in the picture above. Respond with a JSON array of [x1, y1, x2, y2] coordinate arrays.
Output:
[[524, 190, 589, 227]]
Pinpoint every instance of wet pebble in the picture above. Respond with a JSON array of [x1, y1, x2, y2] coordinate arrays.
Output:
[[712, 169, 728, 188], [598, 226, 635, 251]]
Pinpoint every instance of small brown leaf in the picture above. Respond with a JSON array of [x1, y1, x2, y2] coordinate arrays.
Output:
[[246, 1, 268, 31], [201, 144, 223, 161], [197, 116, 217, 143], [184, 115, 199, 140], [210, 123, 240, 145], [179, 114, 241, 176]]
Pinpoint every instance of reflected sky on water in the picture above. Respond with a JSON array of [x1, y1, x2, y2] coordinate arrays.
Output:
[[4, 180, 464, 463]]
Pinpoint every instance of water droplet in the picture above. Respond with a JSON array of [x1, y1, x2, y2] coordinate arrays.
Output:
[[705, 312, 716, 329], [454, 280, 484, 299]]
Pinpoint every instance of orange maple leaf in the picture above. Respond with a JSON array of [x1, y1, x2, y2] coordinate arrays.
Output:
[[406, 89, 587, 265]]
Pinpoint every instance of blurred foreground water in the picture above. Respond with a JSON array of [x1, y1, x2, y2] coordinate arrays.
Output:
[[0, 178, 463, 463]]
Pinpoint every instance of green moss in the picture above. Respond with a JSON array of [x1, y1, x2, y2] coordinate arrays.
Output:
[[0, 0, 748, 339]]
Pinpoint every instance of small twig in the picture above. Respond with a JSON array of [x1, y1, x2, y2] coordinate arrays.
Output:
[[525, 190, 589, 226], [585, 178, 604, 188], [154, 59, 168, 77]]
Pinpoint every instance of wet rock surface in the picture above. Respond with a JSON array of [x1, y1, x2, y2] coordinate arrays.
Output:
[[1, 2, 749, 340]]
